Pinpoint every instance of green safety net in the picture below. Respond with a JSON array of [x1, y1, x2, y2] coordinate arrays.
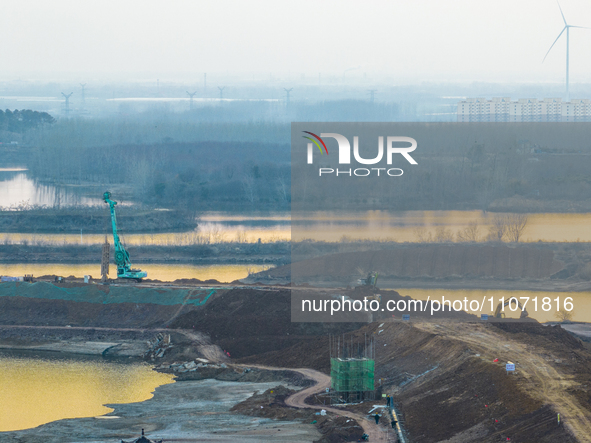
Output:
[[0, 281, 215, 306], [330, 358, 375, 392]]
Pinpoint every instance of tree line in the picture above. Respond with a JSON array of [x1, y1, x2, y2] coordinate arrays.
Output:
[[0, 109, 54, 138], [415, 215, 529, 243]]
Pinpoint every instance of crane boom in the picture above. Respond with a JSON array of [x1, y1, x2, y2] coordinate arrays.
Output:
[[103, 191, 147, 281]]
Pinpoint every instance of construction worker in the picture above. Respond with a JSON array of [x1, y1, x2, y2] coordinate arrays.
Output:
[[374, 413, 380, 424], [557, 413, 561, 427]]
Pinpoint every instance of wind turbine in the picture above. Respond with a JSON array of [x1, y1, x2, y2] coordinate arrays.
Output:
[[543, 2, 590, 101]]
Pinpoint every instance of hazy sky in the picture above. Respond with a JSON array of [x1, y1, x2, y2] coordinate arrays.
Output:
[[2, 0, 591, 84]]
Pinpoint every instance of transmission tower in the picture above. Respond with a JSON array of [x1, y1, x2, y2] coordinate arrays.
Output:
[[61, 92, 73, 117], [218, 86, 225, 100], [284, 88, 293, 105], [187, 91, 197, 110], [367, 89, 377, 103]]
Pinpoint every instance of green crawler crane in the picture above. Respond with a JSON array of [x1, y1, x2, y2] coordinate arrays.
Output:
[[103, 191, 147, 281]]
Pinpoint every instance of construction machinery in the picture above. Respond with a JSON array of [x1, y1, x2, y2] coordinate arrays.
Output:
[[494, 298, 529, 319], [365, 294, 382, 303], [103, 191, 147, 281], [357, 271, 379, 289]]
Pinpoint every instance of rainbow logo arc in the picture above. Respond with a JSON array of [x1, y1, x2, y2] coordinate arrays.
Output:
[[302, 131, 328, 155]]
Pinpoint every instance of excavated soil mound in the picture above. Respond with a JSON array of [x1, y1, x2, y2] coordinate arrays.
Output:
[[170, 288, 364, 359], [240, 321, 586, 442], [0, 296, 181, 328], [0, 281, 216, 328]]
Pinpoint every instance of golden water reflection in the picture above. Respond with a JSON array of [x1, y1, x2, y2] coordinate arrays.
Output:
[[4, 210, 591, 245], [0, 354, 174, 432], [0, 263, 273, 283], [292, 211, 591, 243]]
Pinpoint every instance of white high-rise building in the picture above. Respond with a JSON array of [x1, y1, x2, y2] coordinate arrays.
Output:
[[457, 97, 591, 122]]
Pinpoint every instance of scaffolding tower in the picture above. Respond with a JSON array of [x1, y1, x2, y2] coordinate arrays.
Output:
[[329, 334, 375, 404]]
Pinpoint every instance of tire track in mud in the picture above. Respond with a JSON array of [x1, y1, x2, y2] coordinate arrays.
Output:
[[238, 365, 390, 442]]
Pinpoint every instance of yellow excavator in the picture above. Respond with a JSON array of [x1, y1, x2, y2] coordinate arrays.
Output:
[[494, 298, 529, 319]]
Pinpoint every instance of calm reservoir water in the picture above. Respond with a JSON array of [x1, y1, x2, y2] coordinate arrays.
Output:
[[5, 170, 591, 244], [0, 263, 273, 282], [0, 169, 102, 208], [3, 210, 591, 245], [0, 353, 174, 432]]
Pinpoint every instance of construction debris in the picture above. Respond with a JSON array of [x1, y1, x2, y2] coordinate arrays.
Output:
[[144, 333, 172, 360]]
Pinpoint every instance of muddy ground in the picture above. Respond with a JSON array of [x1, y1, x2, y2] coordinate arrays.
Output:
[[240, 320, 591, 443], [1, 378, 321, 443], [230, 385, 365, 443], [1, 280, 591, 442]]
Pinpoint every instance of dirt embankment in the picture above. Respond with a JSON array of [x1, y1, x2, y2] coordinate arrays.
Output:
[[0, 293, 182, 328], [3, 281, 591, 441], [246, 241, 591, 291], [267, 243, 565, 283], [238, 320, 591, 442], [170, 288, 365, 359], [0, 241, 288, 264]]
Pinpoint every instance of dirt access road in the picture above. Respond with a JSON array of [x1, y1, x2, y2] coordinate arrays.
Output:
[[241, 365, 392, 442], [415, 322, 591, 443]]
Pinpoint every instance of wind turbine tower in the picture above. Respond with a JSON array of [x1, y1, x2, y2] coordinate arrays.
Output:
[[61, 92, 73, 117], [284, 88, 293, 105], [218, 86, 225, 100], [187, 91, 197, 110], [368, 89, 377, 103], [543, 2, 590, 101]]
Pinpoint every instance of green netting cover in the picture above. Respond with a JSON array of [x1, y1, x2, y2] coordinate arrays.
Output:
[[0, 281, 215, 306], [330, 358, 374, 392]]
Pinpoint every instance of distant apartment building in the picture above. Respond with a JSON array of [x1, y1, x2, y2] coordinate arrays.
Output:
[[457, 97, 591, 122]]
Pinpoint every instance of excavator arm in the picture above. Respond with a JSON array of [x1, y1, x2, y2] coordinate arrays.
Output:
[[494, 298, 529, 318]]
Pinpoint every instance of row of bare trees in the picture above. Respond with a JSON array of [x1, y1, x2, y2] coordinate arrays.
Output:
[[414, 215, 529, 243], [488, 214, 529, 242]]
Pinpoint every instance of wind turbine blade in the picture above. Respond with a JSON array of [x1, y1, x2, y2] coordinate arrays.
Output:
[[568, 25, 591, 29], [543, 26, 566, 62], [557, 1, 567, 25]]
